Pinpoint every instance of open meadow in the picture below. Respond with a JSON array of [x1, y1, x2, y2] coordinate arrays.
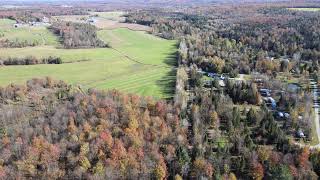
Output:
[[0, 17, 177, 98]]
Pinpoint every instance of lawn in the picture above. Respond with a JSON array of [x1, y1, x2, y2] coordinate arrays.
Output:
[[0, 27, 177, 98]]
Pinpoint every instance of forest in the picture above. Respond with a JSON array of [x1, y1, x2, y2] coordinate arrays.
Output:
[[0, 78, 186, 179], [50, 22, 108, 49], [126, 3, 320, 179], [0, 79, 317, 179], [126, 5, 320, 76]]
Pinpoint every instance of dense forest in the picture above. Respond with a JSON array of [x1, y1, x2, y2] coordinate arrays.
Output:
[[50, 22, 108, 49], [126, 5, 320, 75], [0, 77, 317, 179], [0, 78, 187, 179]]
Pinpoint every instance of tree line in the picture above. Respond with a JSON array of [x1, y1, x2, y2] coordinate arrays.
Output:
[[0, 56, 62, 66]]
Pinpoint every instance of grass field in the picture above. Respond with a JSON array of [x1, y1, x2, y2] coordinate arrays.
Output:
[[0, 26, 177, 98], [89, 11, 125, 21], [0, 19, 16, 26], [0, 46, 119, 62], [98, 28, 176, 65], [0, 19, 59, 46], [288, 8, 320, 12], [54, 11, 150, 31]]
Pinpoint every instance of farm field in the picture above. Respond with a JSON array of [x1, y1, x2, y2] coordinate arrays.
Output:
[[89, 11, 125, 21], [0, 19, 59, 46], [54, 11, 150, 31], [0, 25, 177, 98], [0, 46, 119, 63], [98, 28, 176, 65]]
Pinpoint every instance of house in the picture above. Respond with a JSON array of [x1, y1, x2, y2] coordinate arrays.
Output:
[[277, 112, 284, 119], [219, 75, 225, 80], [296, 129, 305, 138], [203, 79, 225, 88], [87, 17, 97, 23], [29, 22, 39, 26], [218, 80, 225, 87], [269, 97, 277, 109], [266, 56, 274, 61], [42, 16, 50, 23], [284, 113, 290, 119], [263, 97, 276, 109], [207, 73, 217, 78], [197, 70, 206, 75], [259, 88, 271, 97], [207, 73, 225, 81], [203, 80, 212, 88]]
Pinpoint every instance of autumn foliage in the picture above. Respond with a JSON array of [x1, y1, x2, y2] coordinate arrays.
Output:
[[0, 78, 187, 179]]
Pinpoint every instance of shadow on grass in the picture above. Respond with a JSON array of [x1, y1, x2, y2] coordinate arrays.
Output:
[[157, 69, 177, 100], [163, 44, 179, 67], [157, 43, 178, 100]]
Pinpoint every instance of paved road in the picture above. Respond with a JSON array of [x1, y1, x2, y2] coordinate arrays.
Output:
[[310, 81, 320, 149], [228, 74, 245, 81], [295, 80, 320, 149]]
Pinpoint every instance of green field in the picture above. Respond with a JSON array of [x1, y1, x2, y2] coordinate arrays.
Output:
[[288, 8, 320, 12], [0, 24, 177, 98], [0, 19, 59, 46], [90, 11, 125, 21], [0, 18, 16, 26], [98, 29, 176, 66], [0, 46, 119, 62]]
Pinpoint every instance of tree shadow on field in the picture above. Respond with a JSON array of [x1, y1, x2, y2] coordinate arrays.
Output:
[[163, 45, 179, 67], [157, 43, 178, 100]]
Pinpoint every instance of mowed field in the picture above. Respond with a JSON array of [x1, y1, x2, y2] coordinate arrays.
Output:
[[0, 18, 177, 98]]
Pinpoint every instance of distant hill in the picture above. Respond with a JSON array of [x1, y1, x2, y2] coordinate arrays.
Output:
[[1, 0, 293, 4], [1, 0, 319, 7]]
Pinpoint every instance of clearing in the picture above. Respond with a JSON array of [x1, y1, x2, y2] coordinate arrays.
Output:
[[0, 18, 177, 98], [0, 19, 58, 46]]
